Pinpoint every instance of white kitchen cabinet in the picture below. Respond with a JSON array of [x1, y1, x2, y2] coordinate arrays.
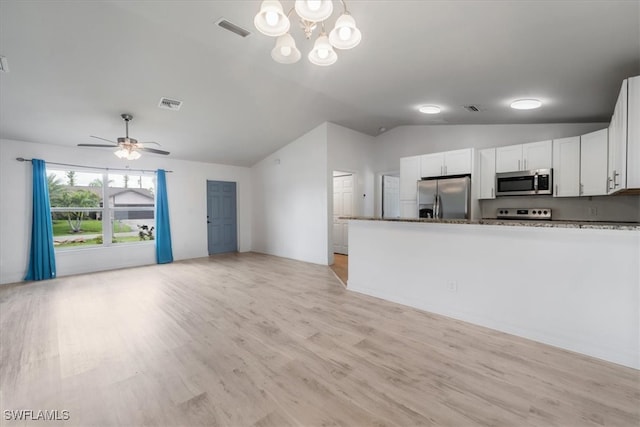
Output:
[[607, 76, 640, 193], [608, 79, 627, 194], [399, 200, 418, 218], [523, 140, 553, 170], [399, 155, 421, 200], [420, 153, 444, 177], [444, 149, 473, 175], [626, 76, 640, 189], [478, 148, 496, 199], [580, 128, 608, 196], [552, 136, 580, 197], [420, 148, 472, 177], [495, 145, 522, 173], [496, 140, 552, 173]]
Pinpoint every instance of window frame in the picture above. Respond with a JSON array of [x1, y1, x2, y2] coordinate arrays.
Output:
[[47, 168, 156, 251]]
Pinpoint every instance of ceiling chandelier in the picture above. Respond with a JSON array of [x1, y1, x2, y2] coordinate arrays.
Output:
[[254, 0, 361, 66]]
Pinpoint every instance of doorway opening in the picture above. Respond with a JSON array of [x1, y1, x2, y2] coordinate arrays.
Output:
[[206, 180, 238, 255], [382, 174, 400, 218], [332, 171, 354, 286]]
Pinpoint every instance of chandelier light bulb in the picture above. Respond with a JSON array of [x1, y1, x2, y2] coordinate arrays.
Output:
[[295, 0, 333, 22], [254, 0, 290, 36], [308, 33, 337, 66], [338, 26, 351, 41], [329, 13, 361, 50], [306, 0, 321, 11], [271, 33, 301, 64], [265, 10, 279, 26]]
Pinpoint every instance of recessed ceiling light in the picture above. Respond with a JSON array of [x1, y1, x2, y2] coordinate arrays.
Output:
[[419, 105, 441, 114], [378, 126, 387, 133], [510, 99, 542, 110]]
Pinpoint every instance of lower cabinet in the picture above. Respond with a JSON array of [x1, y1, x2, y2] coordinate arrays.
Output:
[[400, 200, 417, 218]]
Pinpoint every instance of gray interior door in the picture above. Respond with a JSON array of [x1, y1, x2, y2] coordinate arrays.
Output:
[[207, 180, 237, 255]]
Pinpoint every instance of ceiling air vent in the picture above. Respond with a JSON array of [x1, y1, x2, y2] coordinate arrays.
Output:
[[158, 97, 183, 111], [216, 18, 251, 38], [0, 56, 9, 73], [464, 105, 481, 112]]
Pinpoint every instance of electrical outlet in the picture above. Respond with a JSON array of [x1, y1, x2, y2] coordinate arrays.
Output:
[[587, 207, 598, 217], [447, 281, 458, 292]]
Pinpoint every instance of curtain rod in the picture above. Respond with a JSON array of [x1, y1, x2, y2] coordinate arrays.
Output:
[[15, 157, 173, 173]]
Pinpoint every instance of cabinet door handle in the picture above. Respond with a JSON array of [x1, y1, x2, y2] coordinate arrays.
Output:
[[491, 188, 494, 198], [555, 184, 558, 196], [444, 165, 447, 175], [523, 159, 527, 170], [613, 171, 620, 187], [580, 183, 584, 196], [518, 159, 521, 171], [607, 177, 613, 192]]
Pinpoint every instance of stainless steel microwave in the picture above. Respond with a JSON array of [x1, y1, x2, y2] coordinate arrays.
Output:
[[495, 169, 553, 196]]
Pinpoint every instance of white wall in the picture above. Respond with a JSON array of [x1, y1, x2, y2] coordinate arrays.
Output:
[[0, 138, 252, 285], [251, 124, 329, 265], [348, 220, 640, 369]]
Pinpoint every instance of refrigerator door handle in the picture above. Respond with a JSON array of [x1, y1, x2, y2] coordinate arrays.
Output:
[[435, 194, 441, 218]]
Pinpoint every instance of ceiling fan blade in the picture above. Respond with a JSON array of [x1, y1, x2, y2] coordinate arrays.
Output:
[[90, 135, 118, 144], [78, 143, 118, 148], [140, 147, 170, 155], [140, 141, 161, 147]]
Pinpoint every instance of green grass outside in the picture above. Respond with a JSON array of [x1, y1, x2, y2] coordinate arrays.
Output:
[[54, 235, 150, 248], [52, 219, 132, 236]]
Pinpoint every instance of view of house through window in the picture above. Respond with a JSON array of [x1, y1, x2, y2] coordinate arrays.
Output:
[[47, 168, 156, 249]]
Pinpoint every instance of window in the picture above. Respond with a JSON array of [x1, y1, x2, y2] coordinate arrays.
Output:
[[47, 168, 156, 249]]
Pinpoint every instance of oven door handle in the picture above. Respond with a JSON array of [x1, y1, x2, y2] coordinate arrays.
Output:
[[533, 172, 539, 193]]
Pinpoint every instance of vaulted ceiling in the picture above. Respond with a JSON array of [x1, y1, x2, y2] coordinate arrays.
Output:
[[0, 1, 638, 166]]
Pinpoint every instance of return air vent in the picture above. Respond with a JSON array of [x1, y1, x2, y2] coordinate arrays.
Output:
[[158, 97, 183, 111], [464, 104, 481, 112], [216, 18, 251, 38]]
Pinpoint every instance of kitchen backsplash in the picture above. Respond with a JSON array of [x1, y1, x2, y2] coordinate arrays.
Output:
[[480, 194, 640, 222]]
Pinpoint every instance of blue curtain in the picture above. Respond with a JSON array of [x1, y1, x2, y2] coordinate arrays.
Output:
[[155, 169, 173, 264], [25, 159, 56, 281]]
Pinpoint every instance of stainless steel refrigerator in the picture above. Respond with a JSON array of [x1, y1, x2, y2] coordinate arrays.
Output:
[[417, 175, 471, 219]]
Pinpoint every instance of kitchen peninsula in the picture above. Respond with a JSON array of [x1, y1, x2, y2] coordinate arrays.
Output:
[[345, 217, 639, 369]]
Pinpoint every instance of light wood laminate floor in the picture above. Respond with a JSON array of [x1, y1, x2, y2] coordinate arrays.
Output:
[[1, 253, 638, 426]]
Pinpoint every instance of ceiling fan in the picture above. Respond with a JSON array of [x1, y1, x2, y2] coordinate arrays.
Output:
[[78, 113, 170, 160]]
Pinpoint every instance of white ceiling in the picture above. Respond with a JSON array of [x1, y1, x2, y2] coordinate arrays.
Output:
[[0, 1, 638, 166]]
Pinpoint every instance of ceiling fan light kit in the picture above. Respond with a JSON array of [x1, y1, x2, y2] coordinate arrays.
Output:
[[254, 0, 361, 65], [77, 113, 170, 160]]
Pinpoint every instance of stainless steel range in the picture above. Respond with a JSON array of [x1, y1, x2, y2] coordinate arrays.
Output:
[[496, 208, 552, 220]]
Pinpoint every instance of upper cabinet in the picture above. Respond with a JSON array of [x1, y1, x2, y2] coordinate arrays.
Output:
[[608, 80, 627, 194], [496, 140, 552, 173], [608, 76, 640, 194], [553, 136, 581, 197], [580, 129, 608, 196], [399, 155, 421, 201], [478, 148, 496, 199], [420, 148, 472, 178]]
